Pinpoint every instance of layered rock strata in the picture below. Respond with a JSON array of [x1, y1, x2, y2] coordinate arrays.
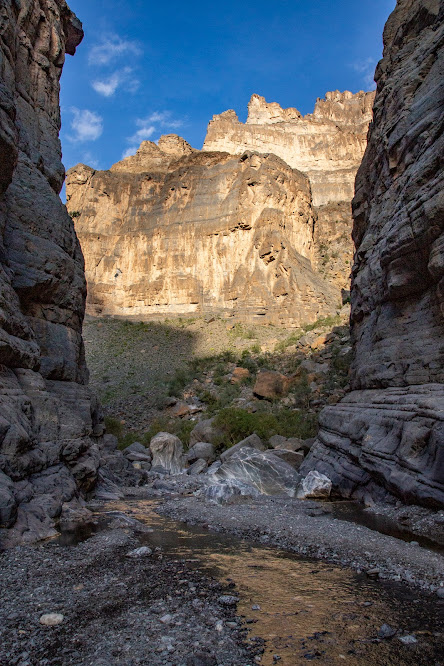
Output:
[[203, 90, 375, 208], [0, 1, 103, 547], [67, 142, 340, 325], [302, 0, 444, 507]]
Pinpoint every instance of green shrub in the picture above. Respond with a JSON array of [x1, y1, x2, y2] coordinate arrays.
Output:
[[213, 407, 318, 448]]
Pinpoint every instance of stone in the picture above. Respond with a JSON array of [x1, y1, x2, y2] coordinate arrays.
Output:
[[39, 614, 64, 626], [67, 145, 341, 326], [189, 419, 224, 448], [216, 448, 301, 496], [186, 442, 216, 464], [218, 595, 238, 607], [231, 367, 250, 384], [253, 370, 293, 400], [0, 2, 103, 548], [297, 471, 332, 499], [271, 450, 304, 470], [378, 624, 397, 639], [202, 479, 260, 504], [301, 0, 444, 509], [398, 635, 417, 645], [187, 459, 208, 476], [149, 433, 184, 475], [101, 435, 118, 452], [220, 434, 265, 462], [126, 546, 153, 558], [124, 442, 148, 455]]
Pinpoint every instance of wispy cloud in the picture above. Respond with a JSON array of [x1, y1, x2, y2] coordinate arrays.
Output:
[[351, 57, 377, 90], [69, 108, 103, 142], [89, 34, 142, 66], [126, 111, 185, 146], [121, 146, 138, 159], [81, 151, 101, 169], [91, 67, 140, 97]]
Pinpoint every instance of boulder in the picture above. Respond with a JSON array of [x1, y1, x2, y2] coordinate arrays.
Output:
[[124, 442, 147, 455], [297, 471, 332, 499], [202, 479, 260, 504], [270, 436, 305, 452], [186, 442, 216, 464], [271, 449, 304, 470], [220, 434, 265, 462], [189, 419, 224, 447], [101, 434, 118, 452], [149, 432, 184, 475], [216, 448, 300, 496], [187, 459, 208, 476], [253, 370, 292, 400], [231, 367, 250, 384]]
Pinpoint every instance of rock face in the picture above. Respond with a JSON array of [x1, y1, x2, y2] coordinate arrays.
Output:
[[302, 0, 444, 508], [204, 91, 375, 208], [204, 91, 375, 291], [67, 142, 340, 325], [0, 2, 102, 547]]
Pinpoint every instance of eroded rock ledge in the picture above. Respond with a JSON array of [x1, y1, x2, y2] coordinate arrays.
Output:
[[0, 1, 102, 547], [302, 0, 444, 508]]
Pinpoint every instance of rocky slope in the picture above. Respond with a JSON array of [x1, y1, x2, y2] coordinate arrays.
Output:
[[67, 142, 340, 325], [302, 0, 444, 508], [0, 1, 103, 547]]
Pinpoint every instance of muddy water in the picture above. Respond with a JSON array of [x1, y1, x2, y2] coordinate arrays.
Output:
[[75, 500, 444, 665]]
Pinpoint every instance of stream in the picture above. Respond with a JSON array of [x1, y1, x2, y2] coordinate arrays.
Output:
[[61, 499, 444, 665]]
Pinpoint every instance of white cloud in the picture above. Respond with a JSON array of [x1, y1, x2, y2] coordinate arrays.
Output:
[[124, 111, 186, 153], [92, 67, 140, 97], [351, 57, 377, 90], [70, 108, 103, 142], [89, 34, 142, 66], [121, 146, 138, 159], [82, 151, 101, 169]]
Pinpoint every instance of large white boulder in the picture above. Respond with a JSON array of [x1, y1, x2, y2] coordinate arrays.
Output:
[[149, 432, 184, 474]]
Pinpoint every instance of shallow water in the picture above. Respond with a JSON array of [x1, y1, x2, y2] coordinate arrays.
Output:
[[61, 500, 444, 665]]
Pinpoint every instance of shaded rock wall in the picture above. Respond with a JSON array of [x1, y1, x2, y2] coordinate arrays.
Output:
[[66, 144, 340, 325], [0, 1, 102, 547], [302, 0, 444, 508]]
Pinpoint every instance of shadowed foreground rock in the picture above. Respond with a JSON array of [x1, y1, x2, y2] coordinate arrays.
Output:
[[0, 1, 103, 547], [302, 0, 444, 508]]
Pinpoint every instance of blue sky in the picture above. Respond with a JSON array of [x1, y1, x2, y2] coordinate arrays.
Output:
[[60, 0, 396, 175]]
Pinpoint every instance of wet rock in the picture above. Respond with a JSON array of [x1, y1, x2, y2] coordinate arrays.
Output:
[[187, 459, 208, 476], [220, 434, 265, 462], [297, 471, 332, 499], [186, 442, 216, 464], [150, 433, 184, 475], [216, 448, 300, 496]]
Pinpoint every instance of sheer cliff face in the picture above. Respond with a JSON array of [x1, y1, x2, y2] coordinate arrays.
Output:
[[0, 1, 102, 547], [204, 91, 375, 290], [203, 90, 375, 208], [67, 144, 340, 325], [302, 0, 444, 508]]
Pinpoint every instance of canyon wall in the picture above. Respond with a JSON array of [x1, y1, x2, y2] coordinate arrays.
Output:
[[67, 141, 340, 325], [203, 90, 375, 208], [0, 1, 102, 547], [302, 0, 444, 507]]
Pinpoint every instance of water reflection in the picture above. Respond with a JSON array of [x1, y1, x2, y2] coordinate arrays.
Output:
[[65, 500, 444, 665]]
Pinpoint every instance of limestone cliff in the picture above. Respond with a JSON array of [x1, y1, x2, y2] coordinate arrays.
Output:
[[204, 90, 375, 289], [0, 1, 102, 547], [67, 142, 340, 325], [302, 0, 444, 507]]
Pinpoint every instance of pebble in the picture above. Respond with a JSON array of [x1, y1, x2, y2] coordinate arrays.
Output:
[[378, 623, 397, 639], [160, 614, 173, 624], [39, 614, 64, 626], [436, 588, 444, 599], [398, 634, 417, 644], [251, 604, 261, 611], [126, 546, 153, 558], [218, 595, 238, 607]]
